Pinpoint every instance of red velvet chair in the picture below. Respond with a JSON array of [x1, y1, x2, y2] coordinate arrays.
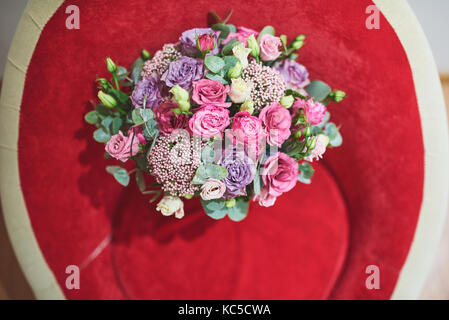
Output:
[[0, 0, 448, 299]]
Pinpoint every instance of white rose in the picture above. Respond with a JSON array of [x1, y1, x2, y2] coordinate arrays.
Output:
[[200, 179, 226, 201], [232, 43, 252, 68], [229, 78, 252, 104], [156, 195, 184, 219]]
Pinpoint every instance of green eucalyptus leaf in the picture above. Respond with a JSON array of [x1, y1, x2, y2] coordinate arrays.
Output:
[[227, 24, 237, 33], [227, 199, 249, 222], [101, 117, 113, 133], [324, 123, 338, 140], [205, 73, 228, 84], [116, 66, 129, 81], [329, 131, 343, 147], [253, 171, 262, 195], [206, 208, 227, 220], [201, 145, 216, 163], [130, 57, 144, 84], [305, 80, 332, 102], [221, 38, 241, 55], [111, 117, 123, 134], [113, 168, 130, 186], [201, 199, 227, 220], [299, 162, 314, 180], [106, 166, 130, 187], [132, 108, 153, 125], [142, 119, 159, 140], [95, 104, 112, 116], [84, 111, 99, 124], [297, 173, 311, 184], [212, 24, 230, 40], [204, 55, 225, 73], [311, 126, 323, 135], [105, 166, 121, 174], [206, 164, 228, 180], [192, 165, 208, 185], [257, 26, 275, 42], [222, 55, 240, 74], [205, 199, 226, 211], [93, 128, 111, 143]]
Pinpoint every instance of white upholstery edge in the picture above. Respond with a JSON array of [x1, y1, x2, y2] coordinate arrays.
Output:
[[374, 0, 449, 299], [0, 0, 65, 300]]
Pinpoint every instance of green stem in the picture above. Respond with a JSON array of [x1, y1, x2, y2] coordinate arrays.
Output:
[[209, 10, 223, 23], [222, 10, 233, 24], [112, 73, 120, 90], [115, 105, 127, 116]]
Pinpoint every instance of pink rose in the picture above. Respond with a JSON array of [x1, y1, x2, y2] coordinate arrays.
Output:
[[154, 101, 189, 134], [222, 26, 259, 46], [105, 130, 140, 162], [259, 103, 292, 147], [292, 99, 327, 125], [198, 34, 215, 52], [262, 152, 298, 197], [230, 111, 265, 156], [189, 105, 230, 138], [253, 186, 277, 207], [259, 34, 282, 61], [192, 79, 231, 108]]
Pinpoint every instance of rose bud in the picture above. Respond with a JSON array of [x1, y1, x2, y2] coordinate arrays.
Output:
[[197, 33, 215, 52]]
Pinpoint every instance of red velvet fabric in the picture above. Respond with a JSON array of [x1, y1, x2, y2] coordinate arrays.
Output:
[[17, 0, 424, 299]]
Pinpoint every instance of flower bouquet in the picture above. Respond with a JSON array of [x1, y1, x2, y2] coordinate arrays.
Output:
[[84, 11, 345, 221]]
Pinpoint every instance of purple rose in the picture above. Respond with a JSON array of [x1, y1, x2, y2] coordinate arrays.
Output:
[[161, 56, 203, 89], [275, 59, 310, 89], [220, 148, 256, 197], [131, 76, 162, 109], [179, 28, 219, 56]]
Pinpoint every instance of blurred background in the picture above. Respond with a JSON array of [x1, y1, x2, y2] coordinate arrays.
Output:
[[0, 0, 448, 299]]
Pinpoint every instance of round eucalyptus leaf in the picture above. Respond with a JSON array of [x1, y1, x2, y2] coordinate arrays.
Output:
[[221, 39, 241, 55], [204, 55, 225, 73], [205, 73, 228, 84], [324, 123, 338, 140], [201, 145, 216, 163], [227, 199, 249, 222], [113, 168, 130, 186], [206, 164, 228, 180], [329, 131, 343, 147], [201, 199, 227, 220], [212, 24, 230, 40], [305, 80, 332, 102], [297, 173, 311, 184], [84, 111, 99, 124], [93, 128, 111, 143]]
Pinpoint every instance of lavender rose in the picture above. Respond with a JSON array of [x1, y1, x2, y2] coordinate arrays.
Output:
[[275, 59, 310, 90], [131, 76, 162, 109], [179, 28, 219, 56], [161, 56, 203, 90], [220, 148, 256, 197]]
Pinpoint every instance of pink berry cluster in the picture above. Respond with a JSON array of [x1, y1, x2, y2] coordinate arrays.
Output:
[[147, 131, 205, 196], [241, 60, 286, 111], [141, 43, 181, 77]]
